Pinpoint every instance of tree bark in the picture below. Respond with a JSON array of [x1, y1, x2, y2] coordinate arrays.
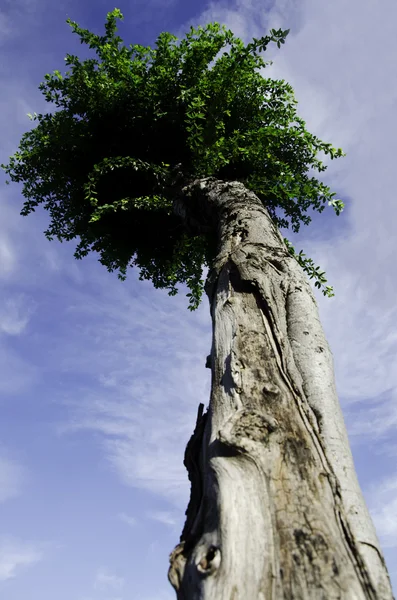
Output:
[[169, 178, 394, 599]]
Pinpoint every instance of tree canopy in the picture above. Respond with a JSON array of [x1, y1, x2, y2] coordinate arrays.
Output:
[[1, 8, 345, 309]]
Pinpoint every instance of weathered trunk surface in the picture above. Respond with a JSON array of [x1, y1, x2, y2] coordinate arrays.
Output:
[[169, 178, 394, 599]]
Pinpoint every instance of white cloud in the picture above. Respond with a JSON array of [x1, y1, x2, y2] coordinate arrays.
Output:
[[117, 513, 137, 528], [186, 0, 397, 419], [0, 537, 43, 581], [1, 0, 396, 594], [0, 10, 12, 42], [66, 390, 198, 508], [0, 195, 20, 280], [0, 0, 60, 48], [57, 279, 211, 509], [140, 592, 175, 600], [94, 567, 124, 592], [186, 0, 397, 587], [146, 511, 179, 528], [106, 437, 190, 509], [0, 294, 35, 336], [345, 388, 397, 442], [45, 4, 397, 573], [0, 235, 16, 277], [80, 597, 123, 600], [304, 251, 397, 405], [0, 344, 37, 395], [367, 475, 397, 549], [0, 456, 24, 503]]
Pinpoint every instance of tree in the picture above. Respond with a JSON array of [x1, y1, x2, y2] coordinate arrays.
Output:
[[1, 9, 393, 599]]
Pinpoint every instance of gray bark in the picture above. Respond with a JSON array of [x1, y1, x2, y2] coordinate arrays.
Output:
[[169, 178, 394, 599]]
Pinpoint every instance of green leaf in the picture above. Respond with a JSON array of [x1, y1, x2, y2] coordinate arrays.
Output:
[[1, 10, 343, 309]]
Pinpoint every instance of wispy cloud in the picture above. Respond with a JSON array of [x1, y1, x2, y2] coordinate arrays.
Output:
[[0, 0, 396, 596], [0, 343, 37, 395], [0, 235, 15, 277], [80, 597, 123, 600], [139, 590, 176, 600], [0, 0, 66, 48], [0, 294, 35, 336], [94, 567, 124, 592], [346, 388, 397, 442], [117, 513, 137, 528], [367, 475, 397, 549], [0, 9, 13, 45], [0, 456, 24, 503], [0, 194, 20, 280], [0, 537, 43, 581], [190, 0, 397, 415], [57, 275, 211, 509], [183, 0, 397, 588], [146, 511, 179, 528]]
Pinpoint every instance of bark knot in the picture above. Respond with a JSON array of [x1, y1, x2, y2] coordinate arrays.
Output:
[[219, 409, 278, 452], [197, 545, 221, 575]]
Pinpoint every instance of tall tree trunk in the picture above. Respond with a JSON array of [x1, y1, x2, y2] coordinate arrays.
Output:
[[169, 179, 394, 599]]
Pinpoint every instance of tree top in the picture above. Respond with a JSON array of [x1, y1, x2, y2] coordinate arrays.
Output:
[[1, 8, 345, 309]]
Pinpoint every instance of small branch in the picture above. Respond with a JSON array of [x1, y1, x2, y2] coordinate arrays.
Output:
[[169, 403, 208, 592], [180, 402, 208, 546]]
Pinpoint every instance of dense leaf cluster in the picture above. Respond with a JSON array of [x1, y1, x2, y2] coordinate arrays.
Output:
[[2, 9, 345, 308]]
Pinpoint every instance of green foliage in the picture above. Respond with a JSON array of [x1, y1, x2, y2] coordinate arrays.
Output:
[[283, 239, 334, 297], [1, 9, 345, 308]]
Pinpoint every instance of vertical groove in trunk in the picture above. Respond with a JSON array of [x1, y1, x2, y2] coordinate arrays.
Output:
[[169, 179, 394, 599]]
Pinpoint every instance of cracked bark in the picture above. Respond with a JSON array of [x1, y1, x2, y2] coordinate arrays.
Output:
[[169, 178, 394, 599]]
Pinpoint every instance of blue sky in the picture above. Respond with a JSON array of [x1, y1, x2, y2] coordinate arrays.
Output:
[[0, 0, 396, 598]]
